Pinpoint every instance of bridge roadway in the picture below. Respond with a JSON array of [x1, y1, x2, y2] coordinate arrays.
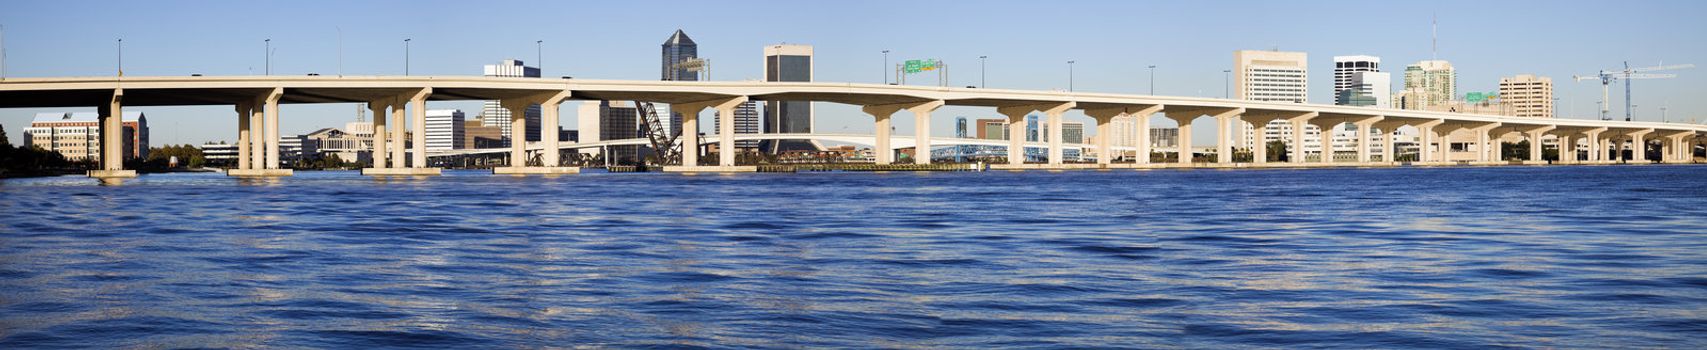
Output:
[[2, 75, 1703, 180]]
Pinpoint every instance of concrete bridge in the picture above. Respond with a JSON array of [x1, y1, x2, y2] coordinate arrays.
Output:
[[3, 75, 1703, 180]]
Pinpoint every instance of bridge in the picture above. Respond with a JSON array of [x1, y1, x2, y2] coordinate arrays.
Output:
[[3, 75, 1703, 180]]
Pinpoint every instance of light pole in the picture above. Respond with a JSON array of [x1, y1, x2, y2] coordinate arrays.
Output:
[[404, 38, 411, 76], [264, 38, 270, 75], [979, 55, 987, 88], [882, 50, 890, 84], [1067, 60, 1075, 92], [536, 40, 543, 76], [1222, 69, 1231, 98], [337, 26, 344, 77], [1147, 65, 1157, 95], [117, 38, 123, 76]]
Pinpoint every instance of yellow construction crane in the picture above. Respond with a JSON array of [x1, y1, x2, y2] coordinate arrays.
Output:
[[1574, 62, 1692, 121]]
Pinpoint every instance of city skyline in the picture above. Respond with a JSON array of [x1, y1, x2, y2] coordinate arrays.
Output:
[[1, 0, 1703, 146]]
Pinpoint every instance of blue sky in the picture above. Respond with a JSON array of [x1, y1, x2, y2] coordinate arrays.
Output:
[[2, 0, 1704, 146]]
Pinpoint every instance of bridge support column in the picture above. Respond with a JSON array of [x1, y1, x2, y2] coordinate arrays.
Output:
[[1526, 126, 1554, 163], [264, 88, 283, 170], [858, 105, 897, 165], [1629, 130, 1651, 163], [1416, 120, 1443, 164], [663, 96, 749, 173], [1371, 120, 1405, 162], [231, 89, 292, 177], [250, 97, 266, 169], [370, 101, 390, 169], [1084, 107, 1130, 166], [87, 89, 135, 182], [236, 102, 253, 171], [410, 88, 431, 169], [995, 102, 1073, 167], [1213, 112, 1234, 164], [389, 97, 407, 168], [1352, 116, 1384, 163], [1135, 106, 1159, 164], [1047, 108, 1065, 165], [1560, 135, 1575, 164], [1288, 113, 1317, 164], [911, 101, 945, 164], [1473, 123, 1501, 163], [1166, 112, 1198, 164]]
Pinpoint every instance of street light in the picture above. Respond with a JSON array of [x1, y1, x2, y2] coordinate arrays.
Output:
[[116, 38, 122, 76], [979, 55, 987, 88], [404, 38, 411, 76], [1222, 69, 1231, 98], [882, 50, 890, 84], [536, 40, 543, 76], [1147, 65, 1157, 95], [1065, 60, 1078, 92], [264, 38, 271, 75]]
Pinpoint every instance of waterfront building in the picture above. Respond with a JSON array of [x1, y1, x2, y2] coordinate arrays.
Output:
[[762, 44, 816, 152], [200, 142, 237, 167], [1233, 50, 1322, 155], [425, 109, 466, 151], [300, 127, 370, 164], [480, 59, 542, 146], [1499, 74, 1554, 118], [25, 111, 148, 161], [464, 120, 504, 149]]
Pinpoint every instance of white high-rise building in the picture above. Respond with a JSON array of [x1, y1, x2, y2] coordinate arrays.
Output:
[[424, 109, 466, 151], [1234, 50, 1316, 151], [1349, 71, 1392, 108], [480, 59, 541, 147], [1499, 74, 1554, 118], [1333, 55, 1381, 98]]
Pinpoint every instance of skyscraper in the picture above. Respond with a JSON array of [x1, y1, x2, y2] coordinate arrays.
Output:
[[1234, 50, 1314, 151], [424, 109, 465, 151], [714, 100, 761, 149], [480, 59, 541, 147], [762, 44, 815, 153], [661, 30, 696, 137], [1499, 74, 1553, 118], [1398, 60, 1456, 110], [1333, 55, 1380, 98]]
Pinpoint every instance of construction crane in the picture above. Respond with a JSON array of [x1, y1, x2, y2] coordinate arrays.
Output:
[[635, 58, 711, 165], [1574, 62, 1692, 121]]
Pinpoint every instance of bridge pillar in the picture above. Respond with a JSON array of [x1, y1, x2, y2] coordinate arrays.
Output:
[[663, 96, 747, 172], [1134, 106, 1160, 164], [1165, 112, 1199, 164], [410, 88, 432, 169], [1353, 116, 1384, 163], [506, 100, 530, 168], [859, 104, 901, 165], [250, 97, 266, 169], [1416, 120, 1443, 164], [910, 101, 945, 164], [370, 100, 391, 169], [236, 102, 253, 171], [1526, 126, 1554, 163], [1560, 134, 1576, 164], [1629, 130, 1651, 163], [390, 97, 407, 168], [87, 89, 135, 181], [264, 88, 283, 170], [996, 102, 1074, 167], [1473, 123, 1501, 163], [1084, 107, 1128, 166], [1288, 113, 1318, 164], [1370, 120, 1405, 162], [1210, 109, 1244, 164]]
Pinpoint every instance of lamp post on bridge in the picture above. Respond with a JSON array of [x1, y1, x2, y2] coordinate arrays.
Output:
[[536, 40, 543, 77], [882, 50, 890, 84], [979, 55, 987, 88], [1148, 65, 1157, 95], [1223, 69, 1231, 99], [1067, 60, 1075, 92], [264, 38, 271, 75], [116, 38, 122, 76]]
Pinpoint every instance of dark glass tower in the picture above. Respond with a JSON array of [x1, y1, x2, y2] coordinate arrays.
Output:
[[661, 30, 697, 82], [762, 44, 815, 153]]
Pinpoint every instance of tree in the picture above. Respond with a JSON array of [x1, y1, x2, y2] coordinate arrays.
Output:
[[0, 124, 9, 146], [1265, 140, 1289, 162]]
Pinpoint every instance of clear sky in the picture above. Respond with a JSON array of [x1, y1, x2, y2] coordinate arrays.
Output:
[[3, 0, 1705, 146]]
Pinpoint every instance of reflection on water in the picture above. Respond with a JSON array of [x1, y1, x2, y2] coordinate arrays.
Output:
[[2, 166, 1707, 348]]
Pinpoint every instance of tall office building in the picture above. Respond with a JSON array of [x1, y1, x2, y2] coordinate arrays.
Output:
[[576, 101, 643, 164], [1338, 71, 1392, 108], [1234, 50, 1315, 152], [762, 44, 815, 153], [1499, 74, 1553, 118], [1398, 60, 1456, 110], [480, 59, 542, 147], [1333, 55, 1380, 98], [24, 111, 148, 161], [424, 109, 466, 151], [661, 30, 697, 137], [955, 117, 968, 138]]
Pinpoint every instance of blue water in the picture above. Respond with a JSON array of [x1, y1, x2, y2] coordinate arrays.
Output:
[[2, 166, 1706, 349]]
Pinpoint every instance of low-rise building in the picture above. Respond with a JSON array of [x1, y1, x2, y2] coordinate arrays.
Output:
[[24, 111, 149, 161]]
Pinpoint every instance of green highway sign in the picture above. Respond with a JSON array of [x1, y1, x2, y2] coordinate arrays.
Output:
[[903, 59, 940, 74]]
